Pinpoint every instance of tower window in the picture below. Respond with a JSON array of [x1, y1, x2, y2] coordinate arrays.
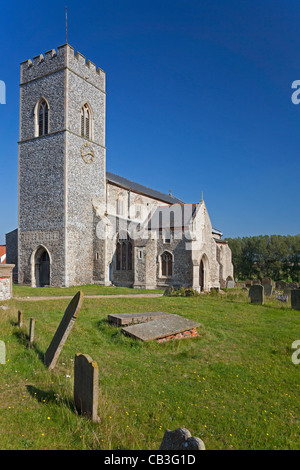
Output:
[[81, 103, 91, 139], [38, 100, 49, 136]]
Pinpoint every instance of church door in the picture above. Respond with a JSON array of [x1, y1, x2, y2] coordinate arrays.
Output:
[[39, 251, 50, 287], [199, 259, 204, 291], [34, 247, 50, 287]]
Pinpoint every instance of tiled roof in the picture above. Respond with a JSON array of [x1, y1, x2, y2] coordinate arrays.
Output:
[[106, 172, 184, 205]]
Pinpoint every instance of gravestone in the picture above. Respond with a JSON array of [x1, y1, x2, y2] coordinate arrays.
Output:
[[74, 353, 100, 423], [159, 427, 205, 450], [262, 277, 272, 286], [264, 284, 273, 297], [108, 312, 172, 326], [226, 280, 235, 289], [28, 318, 35, 347], [122, 314, 200, 342], [252, 279, 261, 285], [291, 290, 300, 311], [44, 291, 83, 370], [249, 285, 264, 304], [0, 340, 5, 364]]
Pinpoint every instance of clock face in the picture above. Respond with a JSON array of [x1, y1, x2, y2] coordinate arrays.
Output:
[[81, 142, 95, 164]]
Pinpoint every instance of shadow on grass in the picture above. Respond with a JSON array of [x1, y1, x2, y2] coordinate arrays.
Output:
[[26, 384, 76, 413], [12, 329, 45, 363]]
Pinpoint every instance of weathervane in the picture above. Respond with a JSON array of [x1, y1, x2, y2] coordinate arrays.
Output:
[[65, 7, 68, 44]]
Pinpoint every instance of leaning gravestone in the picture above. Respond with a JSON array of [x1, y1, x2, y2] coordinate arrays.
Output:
[[159, 427, 205, 450], [291, 290, 300, 311], [249, 284, 264, 304], [74, 353, 100, 423], [44, 291, 83, 370]]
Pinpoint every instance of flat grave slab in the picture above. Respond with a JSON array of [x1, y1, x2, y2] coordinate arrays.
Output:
[[122, 314, 200, 342], [108, 312, 173, 326]]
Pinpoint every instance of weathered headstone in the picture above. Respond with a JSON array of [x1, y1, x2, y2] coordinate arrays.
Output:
[[291, 290, 300, 311], [74, 353, 100, 423], [249, 284, 264, 304], [252, 279, 261, 285], [18, 310, 23, 328], [283, 287, 292, 302], [261, 277, 272, 286], [122, 314, 200, 342], [264, 284, 273, 297], [159, 427, 205, 450], [226, 280, 235, 289], [108, 312, 173, 326], [0, 340, 5, 364], [28, 318, 35, 347], [44, 291, 83, 370]]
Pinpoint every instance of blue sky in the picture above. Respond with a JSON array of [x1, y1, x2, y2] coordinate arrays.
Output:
[[0, 0, 300, 244]]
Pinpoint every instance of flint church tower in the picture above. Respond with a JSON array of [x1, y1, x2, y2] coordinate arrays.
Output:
[[18, 44, 106, 286]]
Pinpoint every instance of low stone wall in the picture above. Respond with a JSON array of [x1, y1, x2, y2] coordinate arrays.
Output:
[[0, 265, 15, 301]]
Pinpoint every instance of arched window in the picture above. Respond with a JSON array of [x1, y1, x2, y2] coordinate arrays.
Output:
[[38, 99, 49, 136], [81, 103, 91, 139], [161, 251, 173, 277], [116, 233, 132, 271], [116, 197, 124, 216]]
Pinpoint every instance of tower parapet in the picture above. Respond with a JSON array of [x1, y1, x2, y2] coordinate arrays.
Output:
[[20, 44, 105, 92]]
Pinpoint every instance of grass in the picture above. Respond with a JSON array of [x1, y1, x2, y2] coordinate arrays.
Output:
[[13, 284, 164, 298], [0, 288, 299, 450]]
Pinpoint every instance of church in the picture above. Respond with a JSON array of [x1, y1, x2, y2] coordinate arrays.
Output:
[[6, 43, 233, 291]]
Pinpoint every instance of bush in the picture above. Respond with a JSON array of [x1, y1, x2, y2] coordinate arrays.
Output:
[[164, 286, 200, 297]]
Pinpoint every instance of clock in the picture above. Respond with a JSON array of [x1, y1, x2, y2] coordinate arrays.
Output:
[[81, 142, 95, 164]]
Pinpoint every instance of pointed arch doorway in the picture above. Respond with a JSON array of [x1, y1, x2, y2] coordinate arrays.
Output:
[[199, 254, 209, 292]]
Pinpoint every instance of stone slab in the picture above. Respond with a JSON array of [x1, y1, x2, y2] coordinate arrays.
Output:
[[44, 291, 83, 370], [122, 314, 200, 342], [108, 312, 173, 326]]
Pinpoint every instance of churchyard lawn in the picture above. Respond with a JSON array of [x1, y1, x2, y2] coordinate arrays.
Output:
[[0, 288, 299, 450], [13, 284, 164, 298]]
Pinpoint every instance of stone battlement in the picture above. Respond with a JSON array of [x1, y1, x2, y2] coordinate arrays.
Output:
[[20, 44, 105, 91]]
